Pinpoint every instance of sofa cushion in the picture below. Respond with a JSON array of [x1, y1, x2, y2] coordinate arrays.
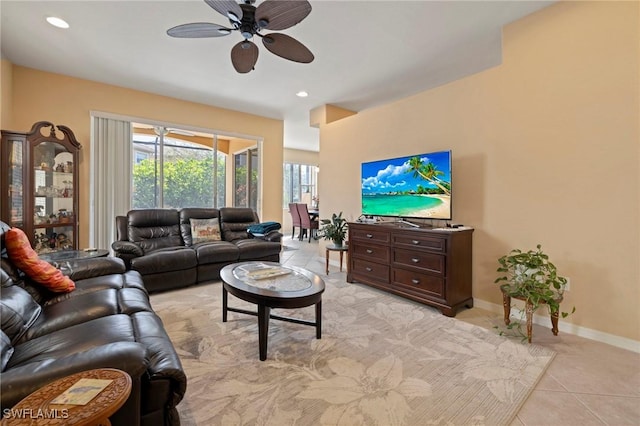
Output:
[[219, 207, 259, 242], [0, 283, 42, 344], [130, 248, 197, 276], [235, 239, 282, 260], [190, 218, 221, 244], [23, 289, 119, 341], [6, 314, 137, 369], [128, 209, 183, 252], [4, 228, 75, 293], [1, 330, 14, 371], [193, 241, 239, 265]]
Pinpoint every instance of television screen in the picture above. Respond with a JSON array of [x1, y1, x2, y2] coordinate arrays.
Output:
[[361, 150, 452, 220]]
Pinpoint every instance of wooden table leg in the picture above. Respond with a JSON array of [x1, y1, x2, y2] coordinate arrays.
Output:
[[339, 251, 344, 272], [550, 310, 560, 336], [222, 286, 228, 322], [502, 291, 511, 326], [315, 301, 322, 339], [258, 304, 271, 361], [325, 248, 329, 275], [525, 301, 534, 343]]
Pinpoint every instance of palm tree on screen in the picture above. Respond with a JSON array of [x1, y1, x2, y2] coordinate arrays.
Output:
[[407, 157, 451, 196]]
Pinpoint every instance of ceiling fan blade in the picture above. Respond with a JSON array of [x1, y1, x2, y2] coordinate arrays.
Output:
[[231, 40, 259, 73], [262, 33, 314, 63], [204, 0, 243, 23], [255, 0, 311, 31], [167, 23, 232, 38]]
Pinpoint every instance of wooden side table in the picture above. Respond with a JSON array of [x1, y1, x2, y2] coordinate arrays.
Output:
[[325, 243, 348, 275], [500, 285, 562, 343], [1, 368, 131, 426]]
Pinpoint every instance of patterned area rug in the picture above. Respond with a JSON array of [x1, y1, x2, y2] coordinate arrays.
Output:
[[151, 278, 555, 426]]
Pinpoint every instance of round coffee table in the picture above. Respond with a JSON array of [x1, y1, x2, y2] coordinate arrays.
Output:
[[1, 368, 131, 425], [220, 261, 325, 361]]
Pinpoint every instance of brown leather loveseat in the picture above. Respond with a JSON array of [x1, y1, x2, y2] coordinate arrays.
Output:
[[0, 221, 186, 425], [111, 207, 281, 292]]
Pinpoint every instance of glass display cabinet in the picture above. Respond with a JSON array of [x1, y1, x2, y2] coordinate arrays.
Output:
[[1, 121, 81, 253]]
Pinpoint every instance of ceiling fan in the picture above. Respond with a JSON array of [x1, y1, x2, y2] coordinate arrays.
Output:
[[167, 0, 314, 73]]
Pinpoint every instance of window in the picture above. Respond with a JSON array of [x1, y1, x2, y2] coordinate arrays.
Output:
[[233, 147, 258, 209], [283, 163, 318, 208], [131, 126, 226, 209]]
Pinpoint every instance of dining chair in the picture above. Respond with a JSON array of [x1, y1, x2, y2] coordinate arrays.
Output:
[[288, 203, 302, 239], [296, 203, 319, 243]]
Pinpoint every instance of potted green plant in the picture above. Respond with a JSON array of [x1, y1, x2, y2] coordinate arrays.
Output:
[[495, 244, 575, 340], [319, 212, 348, 246]]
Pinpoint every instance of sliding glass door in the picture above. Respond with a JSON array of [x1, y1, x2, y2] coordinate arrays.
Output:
[[132, 126, 226, 209], [233, 147, 258, 210]]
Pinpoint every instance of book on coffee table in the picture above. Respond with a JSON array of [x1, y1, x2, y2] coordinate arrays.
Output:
[[246, 266, 291, 280], [50, 378, 113, 405]]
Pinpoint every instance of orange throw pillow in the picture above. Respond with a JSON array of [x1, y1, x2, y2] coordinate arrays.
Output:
[[5, 228, 75, 293]]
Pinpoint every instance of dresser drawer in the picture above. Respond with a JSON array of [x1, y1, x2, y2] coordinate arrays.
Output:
[[352, 259, 389, 283], [352, 243, 390, 263], [392, 268, 444, 298], [393, 233, 447, 253], [392, 248, 445, 275], [351, 228, 390, 245]]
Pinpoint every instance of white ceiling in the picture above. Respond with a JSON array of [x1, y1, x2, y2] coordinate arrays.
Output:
[[0, 1, 553, 152]]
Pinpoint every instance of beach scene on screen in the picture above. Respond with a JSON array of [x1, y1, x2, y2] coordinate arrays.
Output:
[[361, 151, 451, 219]]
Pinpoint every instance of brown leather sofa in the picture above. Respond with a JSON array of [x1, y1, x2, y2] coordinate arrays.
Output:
[[112, 207, 282, 292], [0, 221, 186, 426]]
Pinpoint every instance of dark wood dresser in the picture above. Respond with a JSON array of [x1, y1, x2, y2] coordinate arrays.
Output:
[[347, 222, 473, 317]]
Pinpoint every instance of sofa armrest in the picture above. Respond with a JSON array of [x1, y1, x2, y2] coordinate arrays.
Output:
[[263, 230, 283, 243], [0, 342, 148, 411], [67, 257, 126, 281], [112, 241, 144, 269], [112, 241, 144, 257]]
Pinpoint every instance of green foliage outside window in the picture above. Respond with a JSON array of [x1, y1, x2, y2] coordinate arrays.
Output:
[[133, 157, 224, 209]]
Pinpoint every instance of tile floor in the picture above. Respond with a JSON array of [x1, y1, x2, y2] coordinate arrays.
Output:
[[280, 235, 640, 426]]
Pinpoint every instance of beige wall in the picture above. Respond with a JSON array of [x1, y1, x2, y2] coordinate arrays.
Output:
[[3, 66, 284, 247], [283, 148, 319, 166], [318, 2, 639, 341], [0, 60, 13, 129]]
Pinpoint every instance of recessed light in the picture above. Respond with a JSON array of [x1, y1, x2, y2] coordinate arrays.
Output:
[[296, 91, 309, 98], [46, 16, 69, 29]]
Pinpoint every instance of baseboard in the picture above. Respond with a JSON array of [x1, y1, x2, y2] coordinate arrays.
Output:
[[473, 299, 640, 354]]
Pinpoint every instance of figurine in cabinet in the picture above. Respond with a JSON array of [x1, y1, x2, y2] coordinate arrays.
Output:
[[35, 233, 52, 253], [56, 233, 72, 250]]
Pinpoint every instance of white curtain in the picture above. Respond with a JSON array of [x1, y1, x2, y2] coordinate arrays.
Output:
[[89, 116, 131, 250]]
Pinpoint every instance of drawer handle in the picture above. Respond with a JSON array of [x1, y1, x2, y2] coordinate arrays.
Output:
[[366, 249, 373, 254], [411, 279, 420, 284], [365, 267, 373, 272], [412, 240, 420, 245], [411, 258, 420, 263], [366, 234, 373, 238]]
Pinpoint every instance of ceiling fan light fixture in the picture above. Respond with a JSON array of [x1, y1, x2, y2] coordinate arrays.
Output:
[[46, 16, 69, 29], [168, 0, 314, 73]]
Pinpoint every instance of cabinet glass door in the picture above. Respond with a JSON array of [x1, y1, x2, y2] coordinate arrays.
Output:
[[6, 139, 25, 227], [32, 141, 75, 253]]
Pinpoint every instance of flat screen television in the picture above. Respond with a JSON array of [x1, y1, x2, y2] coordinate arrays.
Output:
[[361, 150, 452, 220]]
